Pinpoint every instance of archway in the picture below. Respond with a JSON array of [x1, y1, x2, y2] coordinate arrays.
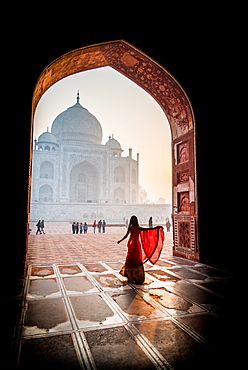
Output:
[[70, 161, 100, 203], [40, 161, 54, 179], [30, 40, 198, 261], [114, 187, 125, 203], [39, 184, 53, 202]]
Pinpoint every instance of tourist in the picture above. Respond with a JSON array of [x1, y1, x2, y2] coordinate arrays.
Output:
[[166, 220, 171, 232], [117, 215, 164, 284], [93, 220, 97, 233], [79, 222, 83, 234], [102, 220, 106, 233], [75, 222, 79, 234], [72, 222, 76, 234], [98, 220, 102, 233], [40, 220, 45, 234], [148, 216, 153, 228], [83, 222, 88, 234], [36, 220, 42, 235]]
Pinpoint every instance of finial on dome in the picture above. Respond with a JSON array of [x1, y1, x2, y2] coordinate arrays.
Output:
[[76, 90, 80, 103]]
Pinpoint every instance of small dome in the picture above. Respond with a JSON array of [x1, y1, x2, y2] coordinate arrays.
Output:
[[105, 135, 122, 150], [105, 135, 123, 156], [38, 131, 58, 145]]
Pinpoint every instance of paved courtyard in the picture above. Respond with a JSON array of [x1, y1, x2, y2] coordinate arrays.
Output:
[[27, 222, 173, 265], [13, 223, 240, 369]]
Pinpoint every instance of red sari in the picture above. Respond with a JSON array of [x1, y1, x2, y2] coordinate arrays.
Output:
[[120, 226, 164, 284]]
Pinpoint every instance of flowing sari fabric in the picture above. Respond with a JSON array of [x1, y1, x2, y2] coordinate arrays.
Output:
[[120, 226, 164, 283], [139, 226, 164, 264]]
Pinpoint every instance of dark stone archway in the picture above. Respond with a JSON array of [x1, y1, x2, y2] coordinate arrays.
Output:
[[30, 40, 199, 261]]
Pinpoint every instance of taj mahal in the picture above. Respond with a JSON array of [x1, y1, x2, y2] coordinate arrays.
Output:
[[31, 92, 171, 224]]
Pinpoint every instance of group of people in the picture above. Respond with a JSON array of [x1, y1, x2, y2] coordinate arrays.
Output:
[[148, 216, 171, 232], [35, 220, 45, 234], [72, 220, 106, 234]]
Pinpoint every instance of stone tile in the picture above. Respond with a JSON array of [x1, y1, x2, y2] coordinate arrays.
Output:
[[148, 288, 204, 315], [104, 261, 124, 270], [24, 298, 70, 335], [19, 334, 80, 369], [135, 320, 211, 369], [28, 279, 60, 298], [196, 280, 231, 297], [58, 265, 82, 275], [171, 281, 225, 310], [147, 269, 181, 283], [109, 290, 166, 321], [93, 274, 127, 290], [193, 265, 231, 278], [63, 276, 96, 294], [170, 267, 206, 280], [177, 313, 221, 343], [155, 260, 175, 267], [84, 327, 156, 369], [83, 263, 108, 273], [31, 266, 54, 277], [69, 294, 119, 327]]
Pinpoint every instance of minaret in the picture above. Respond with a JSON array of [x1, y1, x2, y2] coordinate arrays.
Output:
[[76, 90, 80, 103]]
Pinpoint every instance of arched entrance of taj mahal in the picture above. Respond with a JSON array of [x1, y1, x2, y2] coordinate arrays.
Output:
[[70, 161, 100, 203], [30, 40, 198, 262]]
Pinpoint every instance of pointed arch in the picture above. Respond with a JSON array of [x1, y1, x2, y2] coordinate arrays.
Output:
[[40, 161, 54, 179], [70, 161, 99, 203], [39, 184, 53, 202], [30, 40, 199, 261]]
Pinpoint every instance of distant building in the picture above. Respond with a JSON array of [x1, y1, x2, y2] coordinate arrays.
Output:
[[31, 92, 171, 223]]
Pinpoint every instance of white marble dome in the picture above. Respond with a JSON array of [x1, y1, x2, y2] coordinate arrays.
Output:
[[105, 135, 123, 157], [51, 93, 102, 144], [38, 130, 58, 144]]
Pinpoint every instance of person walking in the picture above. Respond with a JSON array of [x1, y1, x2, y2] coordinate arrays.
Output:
[[83, 222, 88, 234], [75, 222, 79, 234], [36, 220, 42, 235], [79, 222, 83, 234], [117, 215, 164, 284], [148, 217, 153, 228], [98, 220, 102, 233], [102, 220, 106, 233], [166, 220, 171, 232], [40, 220, 45, 234], [93, 220, 97, 233], [72, 222, 76, 234]]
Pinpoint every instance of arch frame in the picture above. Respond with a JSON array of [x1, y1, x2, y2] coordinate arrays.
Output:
[[30, 40, 199, 261]]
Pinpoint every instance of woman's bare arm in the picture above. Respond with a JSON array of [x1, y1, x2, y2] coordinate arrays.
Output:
[[117, 226, 131, 244]]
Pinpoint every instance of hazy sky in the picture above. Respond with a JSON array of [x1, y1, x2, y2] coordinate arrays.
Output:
[[34, 66, 172, 203]]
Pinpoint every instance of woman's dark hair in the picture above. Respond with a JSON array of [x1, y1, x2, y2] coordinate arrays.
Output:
[[129, 215, 139, 227]]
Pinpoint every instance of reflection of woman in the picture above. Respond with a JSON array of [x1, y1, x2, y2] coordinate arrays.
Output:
[[117, 215, 164, 284]]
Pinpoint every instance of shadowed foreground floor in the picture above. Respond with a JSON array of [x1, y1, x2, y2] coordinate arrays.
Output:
[[12, 224, 240, 369]]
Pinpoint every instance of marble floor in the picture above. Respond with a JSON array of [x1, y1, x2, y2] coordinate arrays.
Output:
[[13, 224, 240, 369]]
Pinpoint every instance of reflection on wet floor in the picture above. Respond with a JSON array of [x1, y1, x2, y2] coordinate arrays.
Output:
[[16, 258, 238, 369]]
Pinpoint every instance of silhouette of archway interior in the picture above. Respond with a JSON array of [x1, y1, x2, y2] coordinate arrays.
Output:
[[30, 40, 199, 261]]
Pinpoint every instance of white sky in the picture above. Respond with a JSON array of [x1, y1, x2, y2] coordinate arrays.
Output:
[[33, 66, 172, 203]]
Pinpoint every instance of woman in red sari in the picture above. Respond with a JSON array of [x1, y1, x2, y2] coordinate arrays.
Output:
[[117, 215, 164, 284]]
